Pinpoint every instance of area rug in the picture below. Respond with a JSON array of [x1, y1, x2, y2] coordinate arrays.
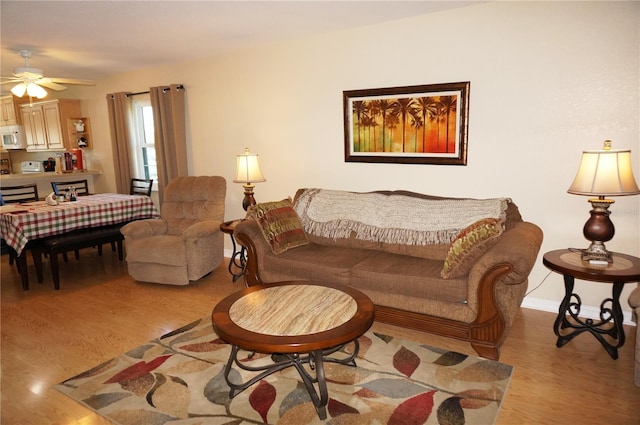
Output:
[[55, 317, 513, 425]]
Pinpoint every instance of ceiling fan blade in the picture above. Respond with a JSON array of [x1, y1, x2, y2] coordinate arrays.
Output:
[[47, 77, 95, 86], [36, 79, 68, 91], [0, 79, 21, 85]]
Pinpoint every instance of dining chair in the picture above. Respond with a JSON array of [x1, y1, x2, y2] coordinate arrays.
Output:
[[50, 179, 90, 260], [0, 183, 39, 204], [0, 184, 40, 267], [51, 179, 90, 197], [130, 178, 153, 196]]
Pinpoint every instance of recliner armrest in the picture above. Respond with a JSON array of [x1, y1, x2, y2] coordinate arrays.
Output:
[[183, 220, 222, 238], [120, 219, 168, 239]]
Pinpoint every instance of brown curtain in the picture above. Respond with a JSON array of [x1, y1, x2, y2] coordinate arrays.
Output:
[[106, 92, 133, 194], [150, 84, 187, 205]]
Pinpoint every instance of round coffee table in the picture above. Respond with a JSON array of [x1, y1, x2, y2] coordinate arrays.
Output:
[[211, 281, 375, 420]]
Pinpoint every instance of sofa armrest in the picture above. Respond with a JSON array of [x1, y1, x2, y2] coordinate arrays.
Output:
[[183, 220, 222, 238], [465, 221, 543, 330], [235, 218, 271, 286], [120, 219, 168, 239], [470, 221, 544, 287]]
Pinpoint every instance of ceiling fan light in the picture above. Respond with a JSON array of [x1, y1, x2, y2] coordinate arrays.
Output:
[[11, 83, 27, 97], [27, 83, 47, 99]]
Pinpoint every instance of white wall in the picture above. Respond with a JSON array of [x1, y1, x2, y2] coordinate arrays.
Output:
[[64, 1, 639, 315]]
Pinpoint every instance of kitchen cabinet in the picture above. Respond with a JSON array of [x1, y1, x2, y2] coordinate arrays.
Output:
[[20, 99, 81, 151], [1, 95, 20, 126], [21, 106, 48, 150]]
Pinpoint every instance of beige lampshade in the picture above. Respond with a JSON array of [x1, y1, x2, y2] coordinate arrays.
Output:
[[567, 141, 640, 196], [233, 148, 266, 184]]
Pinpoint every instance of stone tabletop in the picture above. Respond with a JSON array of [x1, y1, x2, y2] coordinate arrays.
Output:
[[229, 284, 357, 336]]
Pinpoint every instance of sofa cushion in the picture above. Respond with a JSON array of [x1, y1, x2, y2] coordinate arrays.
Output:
[[441, 218, 504, 279], [247, 198, 308, 255], [255, 243, 377, 286], [351, 251, 468, 303]]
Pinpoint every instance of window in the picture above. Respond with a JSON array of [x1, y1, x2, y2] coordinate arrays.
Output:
[[131, 98, 158, 190]]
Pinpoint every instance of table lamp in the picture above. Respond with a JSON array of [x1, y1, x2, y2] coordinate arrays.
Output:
[[567, 140, 640, 263], [233, 147, 266, 211]]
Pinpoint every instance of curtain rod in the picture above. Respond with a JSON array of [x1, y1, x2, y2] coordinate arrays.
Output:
[[126, 90, 149, 97], [126, 84, 185, 97]]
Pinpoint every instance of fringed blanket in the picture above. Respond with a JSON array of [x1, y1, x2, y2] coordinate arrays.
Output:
[[294, 188, 510, 245]]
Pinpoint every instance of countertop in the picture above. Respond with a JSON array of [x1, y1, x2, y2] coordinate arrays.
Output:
[[0, 170, 101, 181]]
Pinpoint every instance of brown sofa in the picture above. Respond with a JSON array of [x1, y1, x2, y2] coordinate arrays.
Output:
[[234, 188, 543, 360]]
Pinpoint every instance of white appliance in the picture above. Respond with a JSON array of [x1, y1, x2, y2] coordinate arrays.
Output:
[[21, 161, 43, 173], [1, 125, 27, 149]]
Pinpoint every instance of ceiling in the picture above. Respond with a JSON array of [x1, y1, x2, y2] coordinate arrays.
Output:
[[1, 0, 481, 90]]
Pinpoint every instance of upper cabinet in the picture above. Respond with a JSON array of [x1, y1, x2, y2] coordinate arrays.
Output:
[[20, 99, 82, 151], [1, 95, 21, 126]]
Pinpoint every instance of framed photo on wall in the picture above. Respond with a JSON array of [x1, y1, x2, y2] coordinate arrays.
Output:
[[343, 82, 470, 165]]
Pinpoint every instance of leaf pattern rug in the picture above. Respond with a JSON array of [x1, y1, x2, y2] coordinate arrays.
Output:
[[55, 317, 513, 424]]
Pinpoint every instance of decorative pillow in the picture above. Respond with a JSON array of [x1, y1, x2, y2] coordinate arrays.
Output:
[[441, 218, 504, 279], [247, 198, 308, 255]]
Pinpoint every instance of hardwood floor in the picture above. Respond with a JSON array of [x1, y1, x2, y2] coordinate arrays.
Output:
[[1, 249, 638, 424]]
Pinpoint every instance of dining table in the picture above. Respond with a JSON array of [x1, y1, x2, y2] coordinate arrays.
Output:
[[0, 193, 160, 289]]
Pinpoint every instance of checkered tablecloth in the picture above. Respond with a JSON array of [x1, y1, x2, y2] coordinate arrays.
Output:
[[0, 193, 160, 255]]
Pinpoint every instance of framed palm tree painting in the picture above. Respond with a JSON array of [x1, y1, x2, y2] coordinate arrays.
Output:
[[343, 82, 469, 165]]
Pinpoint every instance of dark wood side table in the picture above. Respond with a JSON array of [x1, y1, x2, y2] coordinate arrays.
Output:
[[543, 249, 640, 359], [219, 219, 246, 282]]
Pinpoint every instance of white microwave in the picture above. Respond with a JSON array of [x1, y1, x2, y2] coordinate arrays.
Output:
[[1, 125, 27, 149]]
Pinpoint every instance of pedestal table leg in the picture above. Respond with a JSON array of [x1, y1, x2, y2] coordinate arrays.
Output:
[[223, 340, 360, 420], [553, 273, 626, 360]]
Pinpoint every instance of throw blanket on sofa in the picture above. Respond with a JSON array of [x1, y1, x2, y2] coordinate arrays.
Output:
[[294, 188, 510, 245]]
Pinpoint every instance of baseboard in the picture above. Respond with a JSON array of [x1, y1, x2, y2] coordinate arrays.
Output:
[[522, 296, 635, 326]]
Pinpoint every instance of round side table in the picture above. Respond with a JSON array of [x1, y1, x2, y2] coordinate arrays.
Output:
[[220, 219, 246, 282], [543, 249, 640, 359]]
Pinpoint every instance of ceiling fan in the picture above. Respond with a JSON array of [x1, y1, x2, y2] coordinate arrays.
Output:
[[1, 50, 95, 99]]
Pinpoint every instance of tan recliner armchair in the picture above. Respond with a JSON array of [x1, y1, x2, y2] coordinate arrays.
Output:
[[121, 176, 226, 285]]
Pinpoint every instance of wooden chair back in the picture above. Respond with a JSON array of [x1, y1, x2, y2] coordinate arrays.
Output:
[[130, 178, 153, 196], [51, 180, 90, 197], [0, 184, 39, 204]]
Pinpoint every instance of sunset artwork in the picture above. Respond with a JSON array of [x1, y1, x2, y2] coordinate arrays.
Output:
[[344, 82, 469, 165]]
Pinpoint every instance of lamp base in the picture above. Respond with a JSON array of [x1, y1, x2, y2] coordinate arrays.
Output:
[[581, 242, 613, 263], [580, 197, 615, 263], [242, 184, 256, 211]]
